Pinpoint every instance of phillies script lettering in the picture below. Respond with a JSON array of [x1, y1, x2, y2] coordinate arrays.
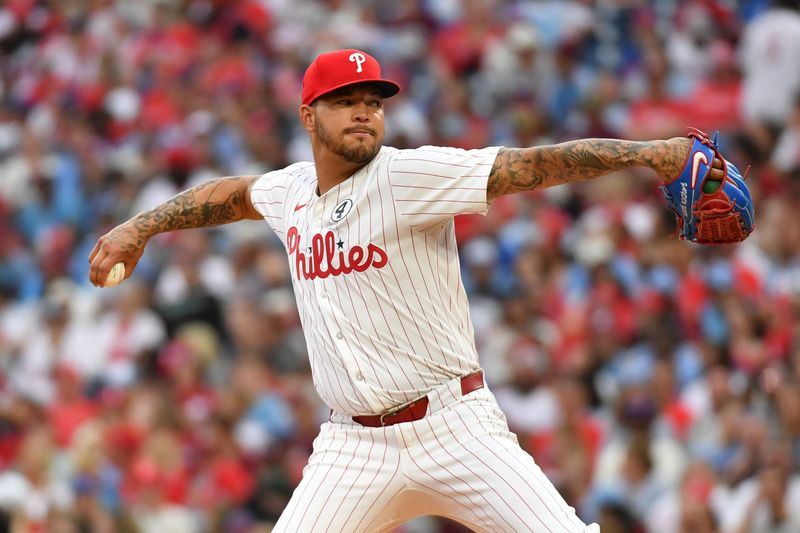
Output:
[[286, 226, 388, 280]]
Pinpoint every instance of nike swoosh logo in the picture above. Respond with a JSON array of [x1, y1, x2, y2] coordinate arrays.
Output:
[[294, 203, 307, 212], [691, 151, 708, 190]]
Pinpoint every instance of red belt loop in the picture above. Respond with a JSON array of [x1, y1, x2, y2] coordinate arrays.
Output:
[[352, 369, 484, 428]]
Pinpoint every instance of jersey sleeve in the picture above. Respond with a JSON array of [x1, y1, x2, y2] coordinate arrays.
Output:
[[387, 145, 501, 231], [249, 170, 288, 239]]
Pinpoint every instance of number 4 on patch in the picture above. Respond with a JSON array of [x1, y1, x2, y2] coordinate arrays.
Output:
[[331, 199, 353, 222]]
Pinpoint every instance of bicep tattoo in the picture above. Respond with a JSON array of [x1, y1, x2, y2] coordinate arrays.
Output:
[[487, 148, 545, 200], [133, 177, 251, 238]]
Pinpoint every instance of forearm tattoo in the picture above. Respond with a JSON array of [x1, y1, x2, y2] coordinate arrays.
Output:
[[487, 138, 689, 200], [131, 177, 251, 241]]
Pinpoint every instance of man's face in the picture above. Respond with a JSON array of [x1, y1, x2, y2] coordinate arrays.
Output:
[[309, 85, 385, 164]]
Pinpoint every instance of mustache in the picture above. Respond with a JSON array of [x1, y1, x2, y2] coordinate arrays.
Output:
[[344, 127, 376, 136]]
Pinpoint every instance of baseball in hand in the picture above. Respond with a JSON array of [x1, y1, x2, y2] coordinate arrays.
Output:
[[104, 262, 126, 288]]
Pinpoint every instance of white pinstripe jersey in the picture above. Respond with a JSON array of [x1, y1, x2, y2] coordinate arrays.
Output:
[[250, 145, 501, 416]]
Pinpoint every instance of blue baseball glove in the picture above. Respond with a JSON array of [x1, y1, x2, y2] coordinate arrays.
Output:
[[660, 129, 754, 244]]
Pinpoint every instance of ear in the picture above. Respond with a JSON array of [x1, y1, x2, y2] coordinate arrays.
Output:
[[299, 105, 315, 133]]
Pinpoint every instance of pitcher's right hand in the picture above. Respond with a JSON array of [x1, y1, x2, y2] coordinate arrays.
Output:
[[88, 222, 148, 287]]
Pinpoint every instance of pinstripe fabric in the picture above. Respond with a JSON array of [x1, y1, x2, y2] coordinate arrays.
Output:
[[249, 147, 500, 416], [251, 147, 598, 531], [272, 385, 598, 532]]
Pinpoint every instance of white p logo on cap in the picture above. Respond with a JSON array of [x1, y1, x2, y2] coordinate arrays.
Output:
[[349, 52, 366, 73]]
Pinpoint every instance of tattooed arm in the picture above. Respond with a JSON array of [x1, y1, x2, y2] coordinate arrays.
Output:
[[486, 136, 724, 202], [89, 176, 262, 286]]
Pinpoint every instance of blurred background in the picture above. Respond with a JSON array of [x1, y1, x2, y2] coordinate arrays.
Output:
[[1, 0, 799, 532]]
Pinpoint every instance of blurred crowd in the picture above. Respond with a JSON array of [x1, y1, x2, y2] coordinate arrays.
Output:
[[1, 0, 800, 532]]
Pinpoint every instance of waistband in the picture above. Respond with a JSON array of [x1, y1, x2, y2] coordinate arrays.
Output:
[[336, 369, 485, 428]]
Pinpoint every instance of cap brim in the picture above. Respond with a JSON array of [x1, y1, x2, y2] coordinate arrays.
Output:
[[307, 79, 400, 105]]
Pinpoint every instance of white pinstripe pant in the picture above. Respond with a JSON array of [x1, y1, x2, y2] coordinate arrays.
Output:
[[273, 378, 599, 532]]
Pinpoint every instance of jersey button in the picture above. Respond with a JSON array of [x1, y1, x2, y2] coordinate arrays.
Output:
[[355, 372, 364, 381], [335, 331, 343, 340]]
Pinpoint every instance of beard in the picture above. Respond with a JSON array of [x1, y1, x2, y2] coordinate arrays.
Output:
[[315, 119, 381, 164]]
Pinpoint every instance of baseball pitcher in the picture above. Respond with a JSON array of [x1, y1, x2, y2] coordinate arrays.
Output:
[[88, 49, 753, 532]]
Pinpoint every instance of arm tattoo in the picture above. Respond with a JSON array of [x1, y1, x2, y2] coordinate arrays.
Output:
[[487, 138, 689, 201], [130, 177, 252, 243]]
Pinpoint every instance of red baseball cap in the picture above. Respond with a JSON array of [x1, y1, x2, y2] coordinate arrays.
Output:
[[301, 49, 401, 106]]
